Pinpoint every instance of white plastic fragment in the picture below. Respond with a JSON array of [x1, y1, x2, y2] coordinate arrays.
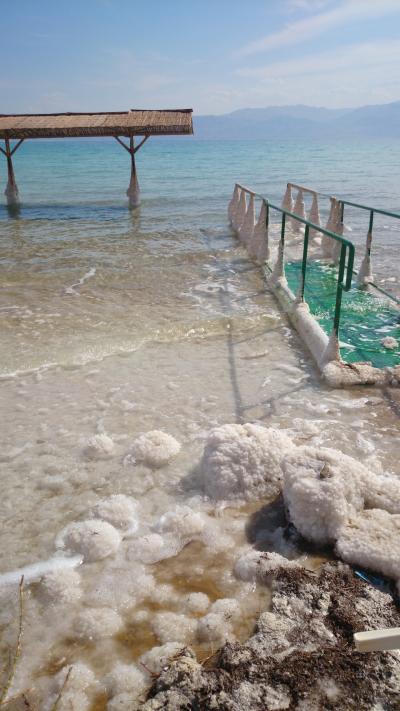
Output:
[[354, 628, 400, 652]]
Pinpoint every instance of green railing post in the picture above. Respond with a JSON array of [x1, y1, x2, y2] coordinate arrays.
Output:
[[333, 244, 347, 338], [297, 224, 310, 302]]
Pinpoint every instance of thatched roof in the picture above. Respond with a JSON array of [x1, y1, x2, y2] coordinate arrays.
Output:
[[0, 109, 193, 139]]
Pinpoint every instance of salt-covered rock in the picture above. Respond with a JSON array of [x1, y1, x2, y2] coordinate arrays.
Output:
[[282, 446, 366, 545], [151, 611, 197, 644], [128, 533, 182, 564], [210, 597, 241, 621], [107, 693, 141, 711], [381, 336, 398, 350], [130, 430, 181, 468], [196, 612, 233, 644], [336, 509, 400, 581], [73, 607, 123, 641], [154, 506, 205, 540], [103, 662, 147, 697], [89, 495, 138, 532], [56, 520, 121, 562], [38, 568, 82, 605], [201, 424, 295, 501], [139, 642, 186, 675], [53, 663, 96, 693], [84, 433, 114, 460], [183, 592, 210, 614], [365, 473, 400, 514], [234, 550, 300, 583]]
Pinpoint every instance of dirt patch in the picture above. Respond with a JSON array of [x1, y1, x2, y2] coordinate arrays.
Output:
[[142, 561, 400, 710]]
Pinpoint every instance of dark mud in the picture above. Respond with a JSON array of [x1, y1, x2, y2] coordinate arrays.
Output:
[[143, 561, 400, 710]]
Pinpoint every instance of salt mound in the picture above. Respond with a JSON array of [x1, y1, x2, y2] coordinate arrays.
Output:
[[336, 509, 400, 581], [39, 568, 82, 605], [128, 533, 181, 564], [282, 446, 366, 544], [154, 506, 205, 540], [84, 433, 114, 460], [197, 612, 233, 644], [89, 495, 138, 532], [234, 550, 300, 583], [201, 423, 295, 501], [151, 611, 197, 644], [44, 663, 96, 711], [73, 607, 123, 641], [381, 336, 398, 349], [130, 430, 181, 468], [56, 520, 121, 562], [139, 642, 186, 675], [183, 592, 210, 614], [103, 662, 147, 697], [366, 473, 400, 514]]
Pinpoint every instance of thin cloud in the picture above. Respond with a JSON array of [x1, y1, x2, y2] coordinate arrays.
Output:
[[237, 40, 400, 79], [237, 0, 400, 57]]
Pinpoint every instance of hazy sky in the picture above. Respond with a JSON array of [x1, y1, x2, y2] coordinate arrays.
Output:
[[2, 0, 400, 114]]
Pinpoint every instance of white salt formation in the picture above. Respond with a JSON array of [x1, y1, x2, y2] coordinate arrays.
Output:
[[139, 642, 186, 675], [56, 520, 121, 562], [183, 592, 210, 614], [130, 430, 181, 468], [89, 495, 138, 532], [104, 662, 147, 697], [381, 336, 398, 349], [151, 611, 197, 644], [282, 446, 365, 545], [234, 549, 300, 583], [201, 423, 295, 501], [84, 433, 114, 459], [38, 568, 82, 605], [44, 663, 96, 711], [73, 607, 123, 641], [336, 510, 400, 581], [154, 505, 205, 539]]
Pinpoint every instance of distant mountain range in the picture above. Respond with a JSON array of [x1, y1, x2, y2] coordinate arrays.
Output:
[[193, 101, 400, 140]]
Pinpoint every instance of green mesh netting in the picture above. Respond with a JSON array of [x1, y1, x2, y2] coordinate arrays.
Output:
[[285, 260, 400, 368]]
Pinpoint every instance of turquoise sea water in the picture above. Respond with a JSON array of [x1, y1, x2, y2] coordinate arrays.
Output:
[[0, 138, 399, 375]]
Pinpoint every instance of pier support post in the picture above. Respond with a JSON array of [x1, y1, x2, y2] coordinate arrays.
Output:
[[115, 134, 149, 209], [127, 137, 140, 209], [1, 138, 23, 206]]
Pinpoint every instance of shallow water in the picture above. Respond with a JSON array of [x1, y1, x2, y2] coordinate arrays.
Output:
[[0, 138, 399, 706]]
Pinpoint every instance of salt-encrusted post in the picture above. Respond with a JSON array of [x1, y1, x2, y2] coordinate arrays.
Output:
[[1, 138, 23, 205], [292, 189, 306, 233], [281, 184, 293, 213], [239, 193, 255, 245], [308, 193, 321, 242], [228, 185, 240, 226], [249, 200, 269, 263], [322, 198, 337, 258], [235, 190, 247, 233], [331, 201, 344, 264], [357, 210, 374, 288]]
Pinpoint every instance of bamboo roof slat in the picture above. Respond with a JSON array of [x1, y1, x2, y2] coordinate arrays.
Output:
[[0, 109, 193, 139]]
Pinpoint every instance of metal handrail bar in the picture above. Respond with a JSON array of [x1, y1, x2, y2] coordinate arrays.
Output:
[[235, 183, 355, 341]]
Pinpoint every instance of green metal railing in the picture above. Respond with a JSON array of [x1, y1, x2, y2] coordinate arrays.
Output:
[[236, 183, 355, 343], [287, 182, 400, 305]]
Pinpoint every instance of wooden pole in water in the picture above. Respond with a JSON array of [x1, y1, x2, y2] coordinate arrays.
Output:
[[126, 135, 140, 209], [3, 138, 21, 205]]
